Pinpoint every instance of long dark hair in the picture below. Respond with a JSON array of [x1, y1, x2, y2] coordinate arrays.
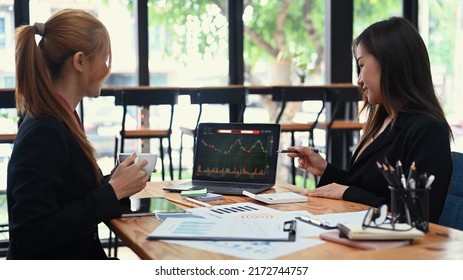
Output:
[[353, 17, 452, 145]]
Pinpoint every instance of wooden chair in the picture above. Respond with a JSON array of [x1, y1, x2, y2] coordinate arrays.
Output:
[[177, 86, 246, 179], [272, 86, 327, 185], [115, 88, 179, 181], [316, 85, 364, 169], [439, 151, 463, 230]]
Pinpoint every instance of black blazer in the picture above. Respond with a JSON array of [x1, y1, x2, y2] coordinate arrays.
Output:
[[318, 112, 452, 223], [7, 115, 122, 259]]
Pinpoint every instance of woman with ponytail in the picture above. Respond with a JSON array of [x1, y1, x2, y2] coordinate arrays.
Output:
[[7, 9, 152, 259]]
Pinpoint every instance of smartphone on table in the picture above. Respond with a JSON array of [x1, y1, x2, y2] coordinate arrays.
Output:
[[119, 197, 186, 217]]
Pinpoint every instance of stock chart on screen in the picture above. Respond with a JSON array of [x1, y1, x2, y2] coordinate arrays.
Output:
[[194, 125, 278, 180]]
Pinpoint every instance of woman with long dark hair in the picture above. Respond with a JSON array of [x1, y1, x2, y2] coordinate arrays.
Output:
[[287, 17, 452, 223]]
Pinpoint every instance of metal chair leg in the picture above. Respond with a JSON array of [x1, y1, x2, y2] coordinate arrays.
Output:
[[290, 132, 296, 185], [178, 132, 184, 179], [159, 140, 165, 181], [108, 230, 113, 257], [114, 236, 119, 258], [167, 137, 174, 180], [113, 137, 119, 165]]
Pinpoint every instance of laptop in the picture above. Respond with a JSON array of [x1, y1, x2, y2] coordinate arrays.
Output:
[[165, 122, 281, 195]]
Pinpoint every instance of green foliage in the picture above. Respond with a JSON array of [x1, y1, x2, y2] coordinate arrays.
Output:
[[139, 0, 325, 71], [425, 0, 458, 75], [353, 0, 402, 36], [147, 0, 228, 65], [0, 112, 18, 123], [353, 0, 457, 77], [244, 0, 324, 72], [106, 0, 457, 84], [102, 0, 133, 10]]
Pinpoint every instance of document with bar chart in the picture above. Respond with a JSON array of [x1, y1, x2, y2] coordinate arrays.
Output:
[[188, 202, 286, 219], [147, 218, 296, 241]]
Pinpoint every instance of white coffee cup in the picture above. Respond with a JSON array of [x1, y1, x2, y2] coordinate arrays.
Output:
[[118, 153, 157, 174]]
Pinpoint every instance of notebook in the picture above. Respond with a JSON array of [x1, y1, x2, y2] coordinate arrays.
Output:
[[164, 122, 281, 195], [320, 230, 411, 250], [337, 223, 425, 240], [242, 190, 308, 204]]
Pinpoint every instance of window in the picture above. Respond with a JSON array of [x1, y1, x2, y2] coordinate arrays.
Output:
[[419, 0, 463, 152], [0, 1, 14, 87], [147, 0, 229, 86], [244, 0, 325, 86], [29, 0, 137, 87], [353, 0, 402, 36], [0, 18, 5, 48], [146, 1, 231, 170]]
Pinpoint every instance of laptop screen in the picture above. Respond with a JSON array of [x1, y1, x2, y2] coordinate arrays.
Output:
[[192, 123, 281, 184]]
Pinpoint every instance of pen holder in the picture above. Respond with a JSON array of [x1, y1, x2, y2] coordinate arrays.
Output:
[[389, 186, 430, 233]]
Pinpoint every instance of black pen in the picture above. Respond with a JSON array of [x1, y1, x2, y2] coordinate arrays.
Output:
[[376, 161, 394, 186], [277, 148, 319, 153], [396, 160, 404, 179]]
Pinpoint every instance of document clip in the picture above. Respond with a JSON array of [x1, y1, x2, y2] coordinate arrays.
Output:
[[283, 220, 297, 242], [283, 220, 297, 241], [296, 216, 337, 230]]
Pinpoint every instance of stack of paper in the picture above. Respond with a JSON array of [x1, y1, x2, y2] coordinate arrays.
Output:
[[320, 230, 411, 250]]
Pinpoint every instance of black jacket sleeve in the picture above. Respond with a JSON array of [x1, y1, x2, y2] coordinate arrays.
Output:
[[316, 113, 452, 223], [7, 116, 122, 259]]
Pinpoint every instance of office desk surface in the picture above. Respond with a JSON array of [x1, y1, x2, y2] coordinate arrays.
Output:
[[108, 181, 463, 260]]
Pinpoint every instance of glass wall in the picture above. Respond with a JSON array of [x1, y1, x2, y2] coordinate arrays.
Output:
[[0, 0, 14, 88], [242, 1, 326, 183], [244, 0, 325, 86], [419, 0, 463, 152], [242, 0, 327, 126], [29, 0, 137, 87], [145, 0, 230, 172], [0, 1, 14, 217], [147, 0, 229, 86], [353, 0, 402, 36]]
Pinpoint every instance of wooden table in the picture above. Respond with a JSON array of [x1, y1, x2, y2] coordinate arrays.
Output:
[[108, 181, 463, 260]]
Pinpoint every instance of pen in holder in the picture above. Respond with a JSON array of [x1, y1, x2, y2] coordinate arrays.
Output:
[[377, 159, 433, 233], [389, 186, 430, 233]]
